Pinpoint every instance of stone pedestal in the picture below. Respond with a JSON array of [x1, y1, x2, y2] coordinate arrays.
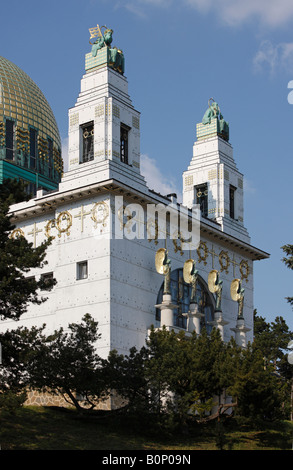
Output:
[[155, 293, 177, 328], [182, 302, 204, 334], [208, 310, 229, 340], [230, 317, 251, 347]]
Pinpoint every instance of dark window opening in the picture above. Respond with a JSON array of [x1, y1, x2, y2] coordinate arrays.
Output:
[[81, 122, 94, 163], [229, 185, 236, 219], [196, 183, 208, 218], [5, 119, 14, 160], [40, 272, 54, 290], [120, 124, 130, 164], [77, 261, 88, 280], [29, 128, 37, 170]]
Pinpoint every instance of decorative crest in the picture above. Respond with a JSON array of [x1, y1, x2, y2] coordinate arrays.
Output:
[[89, 24, 113, 45], [89, 24, 103, 41]]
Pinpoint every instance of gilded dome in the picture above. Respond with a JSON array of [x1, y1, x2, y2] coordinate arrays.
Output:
[[0, 56, 63, 189]]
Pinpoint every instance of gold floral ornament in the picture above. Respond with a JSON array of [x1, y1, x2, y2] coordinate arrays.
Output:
[[10, 228, 24, 239], [219, 250, 230, 274], [197, 241, 208, 265], [45, 219, 57, 239], [172, 231, 184, 256], [56, 211, 72, 237], [147, 218, 158, 245], [239, 259, 250, 283], [91, 202, 109, 228]]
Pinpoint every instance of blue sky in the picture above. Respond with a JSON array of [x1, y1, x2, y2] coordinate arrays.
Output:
[[1, 0, 292, 331]]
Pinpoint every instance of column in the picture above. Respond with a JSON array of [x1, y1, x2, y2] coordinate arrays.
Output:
[[230, 318, 251, 348], [155, 293, 177, 328], [182, 302, 204, 334]]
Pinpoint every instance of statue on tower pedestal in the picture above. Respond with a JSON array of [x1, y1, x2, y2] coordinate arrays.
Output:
[[202, 98, 229, 141], [88, 24, 125, 74]]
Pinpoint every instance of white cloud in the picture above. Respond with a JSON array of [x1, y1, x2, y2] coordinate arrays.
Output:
[[185, 0, 293, 27], [122, 0, 293, 27], [140, 154, 182, 201], [253, 40, 293, 74]]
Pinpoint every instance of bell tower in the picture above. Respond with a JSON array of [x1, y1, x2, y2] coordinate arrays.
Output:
[[183, 99, 250, 244], [62, 25, 147, 193]]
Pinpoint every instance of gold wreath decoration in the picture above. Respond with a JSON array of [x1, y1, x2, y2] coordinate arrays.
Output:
[[10, 228, 24, 239], [239, 259, 250, 282], [45, 219, 57, 239], [56, 211, 72, 237], [219, 250, 230, 273], [91, 201, 109, 228], [197, 241, 208, 265]]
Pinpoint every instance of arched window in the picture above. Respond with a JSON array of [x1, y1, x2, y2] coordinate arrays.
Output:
[[156, 268, 215, 333]]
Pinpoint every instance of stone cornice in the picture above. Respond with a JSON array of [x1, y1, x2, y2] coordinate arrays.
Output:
[[9, 177, 269, 262]]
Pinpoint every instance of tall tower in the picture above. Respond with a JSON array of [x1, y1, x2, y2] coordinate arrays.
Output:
[[63, 26, 147, 195], [183, 99, 250, 244]]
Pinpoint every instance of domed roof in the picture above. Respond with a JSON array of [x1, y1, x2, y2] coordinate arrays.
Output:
[[0, 56, 61, 149]]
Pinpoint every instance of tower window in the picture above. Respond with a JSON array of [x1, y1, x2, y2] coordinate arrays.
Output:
[[120, 124, 130, 164], [229, 185, 236, 219], [195, 184, 208, 218], [5, 119, 14, 161], [81, 122, 94, 163], [29, 128, 37, 170]]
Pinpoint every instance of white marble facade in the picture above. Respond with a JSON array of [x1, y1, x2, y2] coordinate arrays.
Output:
[[0, 47, 269, 358]]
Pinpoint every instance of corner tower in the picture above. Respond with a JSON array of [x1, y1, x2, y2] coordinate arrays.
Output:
[[183, 99, 250, 244], [63, 25, 146, 194]]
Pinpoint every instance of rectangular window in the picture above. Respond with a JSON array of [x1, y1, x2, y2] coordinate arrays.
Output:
[[5, 119, 14, 160], [120, 124, 130, 164], [229, 185, 236, 219], [77, 261, 88, 280], [195, 183, 208, 218], [29, 128, 37, 170], [81, 122, 94, 163]]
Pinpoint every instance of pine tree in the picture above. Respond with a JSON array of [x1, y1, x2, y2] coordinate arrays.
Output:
[[281, 244, 293, 307], [0, 179, 55, 320]]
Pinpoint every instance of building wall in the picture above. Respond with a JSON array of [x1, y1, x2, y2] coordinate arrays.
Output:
[[1, 187, 255, 355]]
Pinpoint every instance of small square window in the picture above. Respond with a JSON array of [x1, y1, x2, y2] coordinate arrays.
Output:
[[77, 261, 88, 280]]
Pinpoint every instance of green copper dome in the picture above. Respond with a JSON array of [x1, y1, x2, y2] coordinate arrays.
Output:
[[0, 56, 63, 193]]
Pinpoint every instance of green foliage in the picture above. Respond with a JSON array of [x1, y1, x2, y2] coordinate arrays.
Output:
[[28, 314, 106, 411], [0, 310, 291, 420], [0, 179, 55, 320], [0, 390, 27, 413], [227, 343, 284, 420], [281, 244, 293, 307], [0, 323, 47, 412]]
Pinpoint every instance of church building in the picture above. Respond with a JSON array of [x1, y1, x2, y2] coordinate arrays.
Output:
[[0, 26, 269, 376]]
